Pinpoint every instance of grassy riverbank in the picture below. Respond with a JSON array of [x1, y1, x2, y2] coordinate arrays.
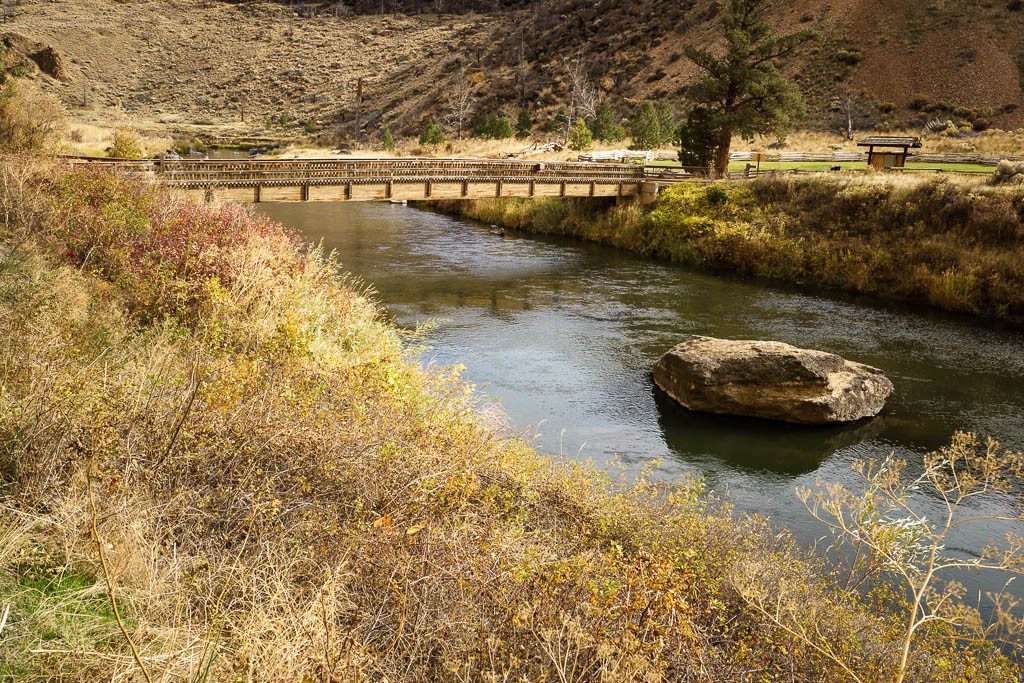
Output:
[[0, 158, 1018, 680], [438, 174, 1024, 324]]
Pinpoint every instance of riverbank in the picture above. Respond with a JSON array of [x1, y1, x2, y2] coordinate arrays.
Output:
[[435, 174, 1024, 325], [0, 158, 1018, 680]]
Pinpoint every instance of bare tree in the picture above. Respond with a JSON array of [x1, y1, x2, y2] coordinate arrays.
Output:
[[443, 71, 476, 140], [829, 87, 875, 141], [565, 56, 598, 140]]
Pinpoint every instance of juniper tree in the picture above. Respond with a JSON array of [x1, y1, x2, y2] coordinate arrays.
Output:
[[684, 0, 819, 175], [515, 110, 533, 139], [677, 106, 719, 171], [629, 101, 660, 150], [590, 100, 626, 143], [568, 118, 593, 152], [493, 115, 514, 139], [419, 119, 446, 145], [655, 101, 677, 146]]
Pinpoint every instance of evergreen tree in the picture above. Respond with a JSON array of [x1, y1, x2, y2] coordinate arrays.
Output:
[[629, 101, 660, 150], [545, 109, 569, 135], [493, 116, 515, 139], [567, 118, 593, 151], [515, 110, 533, 139], [419, 119, 446, 145], [684, 0, 819, 175], [677, 107, 719, 172], [472, 113, 495, 138], [590, 100, 626, 142], [381, 128, 396, 152], [655, 101, 678, 146]]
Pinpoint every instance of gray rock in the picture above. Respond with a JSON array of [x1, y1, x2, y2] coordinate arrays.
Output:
[[652, 336, 893, 425]]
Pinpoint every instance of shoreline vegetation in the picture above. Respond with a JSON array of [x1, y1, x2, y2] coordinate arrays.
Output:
[[0, 157, 1021, 680], [433, 174, 1024, 325]]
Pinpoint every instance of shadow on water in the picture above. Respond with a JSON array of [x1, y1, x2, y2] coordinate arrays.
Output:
[[651, 387, 887, 477]]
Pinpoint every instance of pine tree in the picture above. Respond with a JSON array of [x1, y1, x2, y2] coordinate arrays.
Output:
[[629, 102, 660, 150], [568, 118, 593, 151], [590, 100, 626, 142], [493, 116, 514, 139], [515, 110, 533, 139], [684, 0, 819, 175], [381, 128, 396, 152], [419, 119, 446, 145]]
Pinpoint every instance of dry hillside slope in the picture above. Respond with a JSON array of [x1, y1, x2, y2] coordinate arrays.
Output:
[[2, 0, 1023, 141]]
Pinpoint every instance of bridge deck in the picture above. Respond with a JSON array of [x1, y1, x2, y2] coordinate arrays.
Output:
[[69, 157, 683, 204]]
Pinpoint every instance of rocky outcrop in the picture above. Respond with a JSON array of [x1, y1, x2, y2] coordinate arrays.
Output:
[[652, 336, 893, 425], [1, 33, 68, 81]]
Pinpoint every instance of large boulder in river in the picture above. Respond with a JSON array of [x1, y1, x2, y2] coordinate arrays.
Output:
[[652, 336, 893, 425]]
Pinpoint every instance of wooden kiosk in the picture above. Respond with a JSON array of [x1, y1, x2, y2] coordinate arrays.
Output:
[[858, 136, 922, 170]]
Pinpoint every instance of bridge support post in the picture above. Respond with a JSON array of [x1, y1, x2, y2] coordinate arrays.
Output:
[[639, 181, 661, 206]]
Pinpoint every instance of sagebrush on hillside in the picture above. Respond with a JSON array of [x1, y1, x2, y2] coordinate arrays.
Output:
[[0, 158, 1018, 680]]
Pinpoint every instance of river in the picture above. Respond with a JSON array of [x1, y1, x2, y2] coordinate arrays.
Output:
[[259, 200, 1024, 605]]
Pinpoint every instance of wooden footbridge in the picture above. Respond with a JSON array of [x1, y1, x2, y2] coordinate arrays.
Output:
[[73, 157, 681, 204]]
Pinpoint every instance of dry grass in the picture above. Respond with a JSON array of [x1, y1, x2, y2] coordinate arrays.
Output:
[[61, 121, 173, 158], [0, 157, 1018, 680]]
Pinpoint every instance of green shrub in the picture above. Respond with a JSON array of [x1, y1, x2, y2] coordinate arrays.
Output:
[[381, 127, 396, 151], [418, 119, 446, 145], [705, 184, 729, 206]]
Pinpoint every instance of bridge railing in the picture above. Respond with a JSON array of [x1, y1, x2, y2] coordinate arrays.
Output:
[[63, 156, 688, 189]]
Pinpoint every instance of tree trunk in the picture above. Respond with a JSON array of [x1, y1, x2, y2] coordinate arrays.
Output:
[[714, 128, 732, 178]]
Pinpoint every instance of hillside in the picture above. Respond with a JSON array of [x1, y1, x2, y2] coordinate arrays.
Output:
[[3, 0, 1023, 143]]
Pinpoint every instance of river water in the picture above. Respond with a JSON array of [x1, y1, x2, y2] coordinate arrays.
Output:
[[259, 200, 1024, 603]]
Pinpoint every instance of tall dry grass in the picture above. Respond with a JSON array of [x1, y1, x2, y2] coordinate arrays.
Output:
[[0, 158, 1018, 680]]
